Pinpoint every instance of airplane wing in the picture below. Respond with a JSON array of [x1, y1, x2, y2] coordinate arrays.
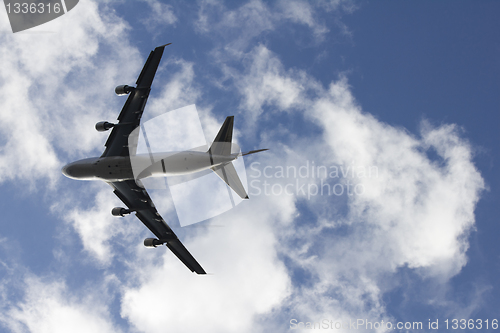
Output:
[[108, 179, 206, 274], [102, 45, 206, 274], [101, 44, 170, 158]]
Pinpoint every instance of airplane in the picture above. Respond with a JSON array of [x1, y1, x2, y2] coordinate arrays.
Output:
[[62, 44, 267, 274]]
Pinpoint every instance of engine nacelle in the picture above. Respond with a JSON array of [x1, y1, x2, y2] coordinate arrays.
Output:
[[144, 238, 163, 248], [95, 121, 115, 132], [115, 85, 135, 96], [111, 207, 132, 217]]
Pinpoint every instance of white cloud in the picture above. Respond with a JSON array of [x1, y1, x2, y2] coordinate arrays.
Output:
[[0, 0, 147, 185], [226, 44, 316, 121], [197, 0, 275, 58], [278, 0, 329, 39], [217, 44, 485, 325], [64, 185, 128, 265], [121, 192, 294, 333], [309, 80, 484, 278], [147, 59, 201, 116], [0, 1, 487, 332], [140, 0, 177, 32], [0, 0, 148, 260], [196, 0, 348, 54], [0, 276, 119, 333]]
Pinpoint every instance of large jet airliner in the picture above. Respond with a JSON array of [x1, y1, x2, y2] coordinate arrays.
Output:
[[62, 44, 266, 274]]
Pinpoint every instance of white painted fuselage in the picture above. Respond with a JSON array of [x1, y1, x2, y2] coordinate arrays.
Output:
[[61, 151, 236, 182]]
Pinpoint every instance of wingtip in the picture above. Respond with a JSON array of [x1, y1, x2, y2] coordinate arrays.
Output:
[[244, 195, 249, 199], [158, 43, 172, 49]]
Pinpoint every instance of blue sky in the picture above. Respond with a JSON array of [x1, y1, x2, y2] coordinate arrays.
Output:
[[0, 1, 498, 332]]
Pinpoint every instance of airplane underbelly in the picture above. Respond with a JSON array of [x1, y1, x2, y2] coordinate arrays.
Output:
[[132, 152, 235, 179], [162, 152, 212, 175], [95, 157, 134, 181]]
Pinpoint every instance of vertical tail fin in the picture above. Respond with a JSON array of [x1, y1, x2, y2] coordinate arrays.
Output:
[[208, 116, 248, 199], [208, 116, 267, 200], [208, 116, 234, 156]]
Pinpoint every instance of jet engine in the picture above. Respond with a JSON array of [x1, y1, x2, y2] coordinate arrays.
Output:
[[111, 207, 132, 217], [144, 238, 163, 248], [115, 85, 135, 96], [95, 121, 115, 132]]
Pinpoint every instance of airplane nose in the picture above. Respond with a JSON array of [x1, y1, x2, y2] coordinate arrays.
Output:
[[61, 163, 73, 178]]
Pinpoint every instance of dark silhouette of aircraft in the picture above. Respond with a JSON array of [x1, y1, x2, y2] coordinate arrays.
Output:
[[62, 44, 266, 274]]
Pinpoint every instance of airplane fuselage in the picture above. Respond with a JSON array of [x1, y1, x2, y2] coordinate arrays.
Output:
[[62, 151, 237, 182]]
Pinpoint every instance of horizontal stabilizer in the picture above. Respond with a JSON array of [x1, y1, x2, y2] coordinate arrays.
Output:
[[240, 148, 268, 156], [212, 162, 248, 199]]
